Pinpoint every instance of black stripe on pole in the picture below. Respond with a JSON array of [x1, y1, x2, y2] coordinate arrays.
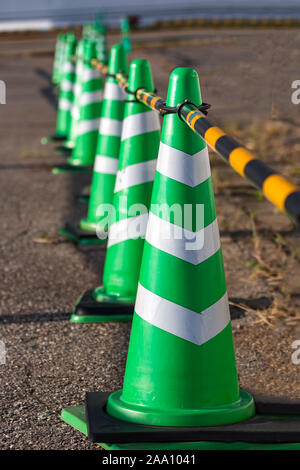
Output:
[[215, 135, 240, 161], [193, 116, 214, 136], [243, 159, 276, 190], [146, 95, 153, 106], [155, 99, 165, 111], [284, 191, 300, 224]]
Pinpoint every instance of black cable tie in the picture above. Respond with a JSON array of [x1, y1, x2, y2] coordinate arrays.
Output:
[[107, 72, 128, 80], [125, 87, 137, 96], [199, 102, 211, 114], [158, 102, 177, 116], [177, 99, 211, 122]]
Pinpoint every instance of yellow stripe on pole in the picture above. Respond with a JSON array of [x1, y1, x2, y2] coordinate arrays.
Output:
[[150, 96, 160, 109], [186, 110, 196, 122], [190, 113, 204, 129], [229, 148, 255, 176], [204, 127, 225, 150], [262, 175, 298, 211], [136, 88, 145, 100]]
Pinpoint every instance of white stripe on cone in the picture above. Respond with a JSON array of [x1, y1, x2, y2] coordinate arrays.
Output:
[[73, 83, 81, 96], [135, 284, 230, 346], [75, 63, 84, 77], [108, 213, 149, 247], [80, 90, 103, 106], [63, 63, 75, 73], [145, 212, 220, 265], [94, 155, 119, 174], [157, 142, 211, 187], [60, 80, 73, 91], [77, 118, 100, 135], [104, 81, 125, 101], [114, 159, 157, 193], [58, 98, 72, 110], [82, 68, 101, 82], [71, 105, 80, 119], [121, 111, 161, 141], [99, 117, 123, 137]]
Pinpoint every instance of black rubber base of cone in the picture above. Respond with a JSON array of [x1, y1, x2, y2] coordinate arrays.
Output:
[[41, 134, 66, 145], [77, 186, 90, 204], [49, 134, 66, 142], [58, 222, 105, 247], [55, 145, 72, 157], [78, 195, 90, 204], [73, 289, 134, 322], [52, 164, 92, 174], [85, 391, 300, 444]]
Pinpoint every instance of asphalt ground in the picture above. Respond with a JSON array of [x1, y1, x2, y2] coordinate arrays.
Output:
[[0, 28, 299, 449]]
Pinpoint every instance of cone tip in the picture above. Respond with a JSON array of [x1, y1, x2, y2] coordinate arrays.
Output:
[[167, 67, 201, 107], [84, 39, 96, 60], [130, 58, 149, 68], [128, 59, 153, 92], [170, 67, 198, 79], [108, 43, 128, 74]]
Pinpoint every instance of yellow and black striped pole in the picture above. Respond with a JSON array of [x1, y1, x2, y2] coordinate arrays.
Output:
[[180, 103, 300, 225], [91, 64, 300, 225]]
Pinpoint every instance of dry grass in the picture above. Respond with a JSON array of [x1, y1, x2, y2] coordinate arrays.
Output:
[[240, 211, 300, 328], [211, 116, 300, 330]]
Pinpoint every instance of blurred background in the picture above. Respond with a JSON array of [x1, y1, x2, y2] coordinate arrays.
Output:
[[0, 0, 299, 451], [1, 0, 300, 31]]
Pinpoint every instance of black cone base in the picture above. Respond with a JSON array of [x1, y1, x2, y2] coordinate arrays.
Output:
[[84, 391, 300, 444], [71, 289, 134, 323], [78, 195, 90, 204], [43, 134, 66, 143], [52, 164, 92, 174], [78, 186, 90, 204], [55, 145, 72, 157], [58, 222, 105, 247]]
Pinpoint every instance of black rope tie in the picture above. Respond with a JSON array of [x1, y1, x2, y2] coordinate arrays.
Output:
[[158, 99, 211, 118], [123, 85, 139, 103]]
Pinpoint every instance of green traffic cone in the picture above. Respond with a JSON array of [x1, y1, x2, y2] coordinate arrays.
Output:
[[57, 44, 126, 245], [55, 39, 86, 156], [63, 39, 85, 150], [106, 67, 255, 427], [52, 33, 63, 85], [82, 23, 93, 38], [52, 40, 103, 174], [73, 37, 107, 199], [71, 59, 160, 323], [121, 17, 131, 54], [94, 12, 107, 37], [68, 39, 103, 167], [41, 35, 65, 144], [96, 36, 108, 64], [42, 35, 76, 145], [54, 33, 67, 87], [55, 35, 76, 139], [75, 36, 107, 199], [79, 43, 127, 232], [61, 67, 300, 451]]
